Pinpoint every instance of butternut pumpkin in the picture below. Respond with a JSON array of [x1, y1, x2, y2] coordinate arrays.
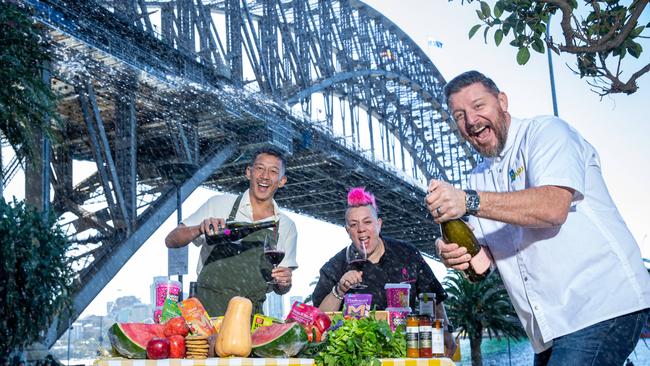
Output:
[[215, 296, 253, 357]]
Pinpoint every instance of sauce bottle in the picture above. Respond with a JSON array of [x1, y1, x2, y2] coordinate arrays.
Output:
[[431, 318, 445, 357], [406, 314, 420, 358], [418, 315, 432, 358]]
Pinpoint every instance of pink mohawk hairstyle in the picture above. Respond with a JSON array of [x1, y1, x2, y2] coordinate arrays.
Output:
[[347, 187, 377, 211]]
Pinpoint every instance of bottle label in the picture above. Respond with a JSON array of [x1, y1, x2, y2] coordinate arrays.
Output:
[[431, 327, 444, 355], [406, 326, 419, 349], [418, 325, 432, 348]]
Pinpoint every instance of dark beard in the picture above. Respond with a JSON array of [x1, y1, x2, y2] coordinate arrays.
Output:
[[475, 110, 508, 158]]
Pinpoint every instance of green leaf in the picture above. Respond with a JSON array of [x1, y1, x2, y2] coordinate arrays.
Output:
[[494, 1, 504, 18], [517, 47, 531, 64], [613, 45, 625, 57], [484, 26, 490, 44], [503, 22, 512, 36], [515, 20, 525, 34], [627, 41, 642, 58], [631, 25, 644, 37], [480, 1, 492, 18], [494, 29, 504, 46], [469, 24, 482, 39], [531, 37, 545, 53], [476, 9, 486, 20]]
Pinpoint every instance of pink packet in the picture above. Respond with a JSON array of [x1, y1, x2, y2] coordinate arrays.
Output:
[[286, 301, 321, 327], [344, 294, 372, 318]]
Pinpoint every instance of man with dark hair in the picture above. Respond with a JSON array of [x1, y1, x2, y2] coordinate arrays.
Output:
[[166, 147, 297, 315], [426, 70, 650, 365]]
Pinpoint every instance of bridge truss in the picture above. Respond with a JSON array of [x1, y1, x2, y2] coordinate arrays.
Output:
[[2, 0, 481, 346]]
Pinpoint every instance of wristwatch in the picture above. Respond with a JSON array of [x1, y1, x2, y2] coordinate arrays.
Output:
[[464, 189, 480, 216]]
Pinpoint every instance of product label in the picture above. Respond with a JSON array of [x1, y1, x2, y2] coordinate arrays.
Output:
[[431, 327, 444, 354], [406, 326, 419, 349], [418, 325, 432, 348]]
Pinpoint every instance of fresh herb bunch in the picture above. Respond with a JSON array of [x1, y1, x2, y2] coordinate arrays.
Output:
[[314, 314, 406, 366]]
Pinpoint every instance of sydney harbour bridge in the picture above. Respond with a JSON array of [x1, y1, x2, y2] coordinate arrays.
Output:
[[3, 0, 481, 346]]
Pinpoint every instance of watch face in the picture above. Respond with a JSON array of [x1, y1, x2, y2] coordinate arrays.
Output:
[[465, 190, 480, 214]]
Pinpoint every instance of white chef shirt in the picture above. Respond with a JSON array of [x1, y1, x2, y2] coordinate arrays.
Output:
[[467, 116, 650, 353], [182, 189, 298, 274]]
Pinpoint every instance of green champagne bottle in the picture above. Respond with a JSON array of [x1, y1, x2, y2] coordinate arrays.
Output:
[[205, 220, 278, 245], [440, 218, 489, 282]]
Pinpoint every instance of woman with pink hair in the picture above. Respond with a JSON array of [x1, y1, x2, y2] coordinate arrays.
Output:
[[311, 187, 457, 358]]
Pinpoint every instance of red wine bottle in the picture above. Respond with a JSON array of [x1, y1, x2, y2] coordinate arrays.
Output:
[[205, 220, 277, 245]]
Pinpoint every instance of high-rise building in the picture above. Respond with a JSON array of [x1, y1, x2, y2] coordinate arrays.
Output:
[[263, 292, 284, 319]]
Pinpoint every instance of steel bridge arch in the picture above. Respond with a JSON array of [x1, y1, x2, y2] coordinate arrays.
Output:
[[285, 68, 475, 182], [8, 0, 484, 348], [206, 0, 479, 185]]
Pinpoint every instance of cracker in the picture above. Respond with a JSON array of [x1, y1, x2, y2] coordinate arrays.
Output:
[[185, 335, 209, 340], [186, 352, 208, 357]]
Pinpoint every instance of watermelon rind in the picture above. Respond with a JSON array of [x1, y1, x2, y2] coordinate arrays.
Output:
[[252, 322, 308, 358], [108, 323, 164, 359]]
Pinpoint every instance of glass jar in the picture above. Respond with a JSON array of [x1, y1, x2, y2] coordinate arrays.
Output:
[[406, 314, 420, 358], [431, 318, 445, 357], [418, 315, 432, 358]]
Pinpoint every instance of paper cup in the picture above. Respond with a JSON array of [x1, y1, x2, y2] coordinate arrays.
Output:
[[154, 279, 182, 307], [384, 283, 411, 308], [386, 307, 412, 332]]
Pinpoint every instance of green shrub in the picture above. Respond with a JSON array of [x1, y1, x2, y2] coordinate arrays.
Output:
[[0, 198, 74, 354]]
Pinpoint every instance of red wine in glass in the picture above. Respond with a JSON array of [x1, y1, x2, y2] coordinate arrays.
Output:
[[349, 259, 367, 272], [264, 250, 286, 267], [263, 231, 285, 285], [346, 243, 368, 289]]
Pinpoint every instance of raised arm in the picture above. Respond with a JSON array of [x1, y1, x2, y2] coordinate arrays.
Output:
[[165, 217, 226, 248], [426, 180, 574, 228]]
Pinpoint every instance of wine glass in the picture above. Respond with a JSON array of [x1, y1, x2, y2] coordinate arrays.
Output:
[[346, 243, 368, 289], [264, 235, 285, 285]]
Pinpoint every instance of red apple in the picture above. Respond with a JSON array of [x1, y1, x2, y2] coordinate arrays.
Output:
[[146, 337, 170, 359], [167, 335, 186, 359], [163, 316, 190, 337]]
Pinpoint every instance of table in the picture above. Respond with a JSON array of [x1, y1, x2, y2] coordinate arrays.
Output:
[[95, 357, 455, 366]]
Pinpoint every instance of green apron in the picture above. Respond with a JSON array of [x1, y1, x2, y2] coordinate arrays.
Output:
[[196, 194, 276, 316]]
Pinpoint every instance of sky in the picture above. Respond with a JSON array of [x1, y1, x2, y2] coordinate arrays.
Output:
[[3, 1, 649, 322]]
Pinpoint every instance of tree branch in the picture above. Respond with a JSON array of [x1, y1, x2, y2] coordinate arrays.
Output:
[[549, 0, 649, 53], [539, 0, 583, 45]]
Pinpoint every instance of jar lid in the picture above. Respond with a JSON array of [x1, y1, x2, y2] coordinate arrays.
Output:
[[384, 283, 411, 289], [385, 307, 412, 312]]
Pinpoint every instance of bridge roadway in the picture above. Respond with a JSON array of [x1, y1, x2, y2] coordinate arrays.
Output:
[[16, 0, 478, 346]]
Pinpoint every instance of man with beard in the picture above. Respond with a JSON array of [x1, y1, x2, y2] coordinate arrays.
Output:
[[165, 147, 297, 316], [425, 70, 650, 365]]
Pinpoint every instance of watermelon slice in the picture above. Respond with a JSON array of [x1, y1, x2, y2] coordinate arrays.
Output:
[[108, 323, 166, 359], [251, 322, 308, 358]]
